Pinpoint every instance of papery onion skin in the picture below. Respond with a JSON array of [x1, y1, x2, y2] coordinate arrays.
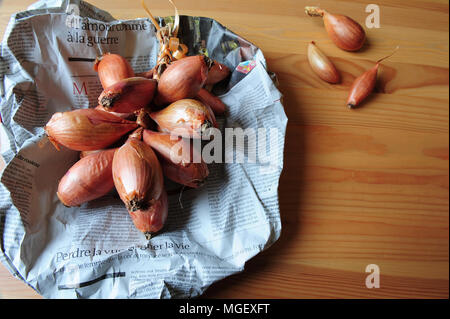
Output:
[[150, 99, 217, 138], [129, 190, 168, 239], [305, 7, 366, 52], [45, 109, 138, 151], [98, 77, 157, 113], [136, 108, 155, 130], [154, 55, 211, 106], [143, 130, 209, 188], [172, 44, 188, 60], [95, 104, 136, 120], [205, 61, 230, 85], [347, 63, 378, 108], [57, 149, 116, 207], [112, 137, 164, 212], [80, 149, 103, 159], [128, 127, 144, 141], [196, 88, 227, 115], [172, 49, 186, 60], [94, 53, 135, 89], [307, 41, 341, 84], [135, 68, 155, 79]]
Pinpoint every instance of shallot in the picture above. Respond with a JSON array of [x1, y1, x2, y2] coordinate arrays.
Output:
[[347, 47, 399, 108], [307, 41, 341, 84], [57, 149, 116, 207], [154, 55, 212, 106], [45, 109, 138, 151], [150, 99, 217, 138], [305, 6, 366, 51], [143, 130, 209, 188], [94, 53, 135, 89]]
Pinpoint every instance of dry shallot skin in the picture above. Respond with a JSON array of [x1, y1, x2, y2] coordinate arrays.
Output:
[[305, 7, 366, 52], [307, 41, 341, 84], [135, 108, 155, 130], [128, 127, 144, 141], [205, 61, 230, 85], [112, 137, 164, 212], [135, 68, 155, 79], [57, 149, 116, 207], [44, 109, 138, 151], [196, 88, 227, 115], [128, 189, 168, 240], [154, 55, 211, 106], [98, 77, 157, 114], [80, 149, 103, 159], [150, 99, 217, 138], [94, 53, 135, 89], [95, 104, 136, 120]]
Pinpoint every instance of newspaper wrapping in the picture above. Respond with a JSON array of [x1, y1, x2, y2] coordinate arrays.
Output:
[[0, 0, 288, 298]]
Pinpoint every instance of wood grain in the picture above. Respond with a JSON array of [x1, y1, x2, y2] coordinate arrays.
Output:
[[0, 0, 448, 299]]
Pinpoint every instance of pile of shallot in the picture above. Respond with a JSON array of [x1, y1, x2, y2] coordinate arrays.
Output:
[[45, 10, 230, 239], [304, 6, 398, 108]]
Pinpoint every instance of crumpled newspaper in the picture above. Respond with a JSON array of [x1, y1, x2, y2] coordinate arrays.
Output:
[[0, 0, 287, 298]]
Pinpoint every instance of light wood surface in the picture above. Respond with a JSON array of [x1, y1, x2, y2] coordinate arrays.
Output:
[[0, 0, 448, 299]]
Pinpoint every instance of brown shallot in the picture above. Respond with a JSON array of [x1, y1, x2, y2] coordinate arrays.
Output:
[[307, 41, 341, 84], [150, 99, 217, 138], [196, 88, 227, 115], [154, 55, 212, 106], [45, 109, 138, 151], [112, 136, 164, 213], [129, 189, 168, 239], [347, 47, 399, 109], [162, 160, 209, 188], [57, 149, 116, 207], [205, 61, 230, 85], [305, 6, 366, 51], [94, 53, 135, 89]]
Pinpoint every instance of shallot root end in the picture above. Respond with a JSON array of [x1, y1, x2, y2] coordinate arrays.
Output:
[[100, 95, 119, 108], [305, 6, 325, 17], [144, 232, 153, 240], [127, 197, 149, 212], [202, 120, 214, 133]]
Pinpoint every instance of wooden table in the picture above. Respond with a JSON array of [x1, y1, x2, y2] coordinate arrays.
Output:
[[0, 0, 448, 299]]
